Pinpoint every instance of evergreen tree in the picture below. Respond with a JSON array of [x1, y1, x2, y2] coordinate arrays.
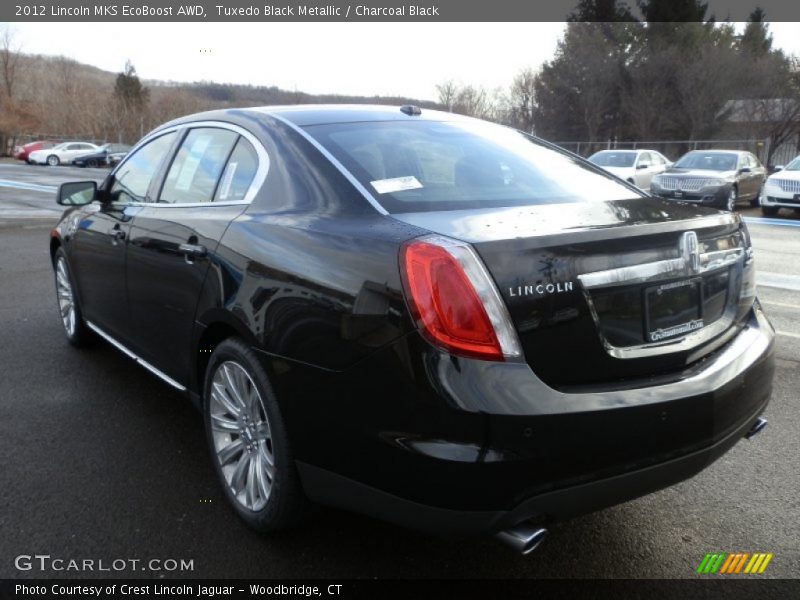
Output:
[[740, 8, 773, 56]]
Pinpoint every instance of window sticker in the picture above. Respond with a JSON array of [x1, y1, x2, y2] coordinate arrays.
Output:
[[218, 162, 238, 200], [370, 176, 423, 194], [175, 135, 212, 191]]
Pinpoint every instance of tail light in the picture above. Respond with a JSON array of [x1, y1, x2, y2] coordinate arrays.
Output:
[[400, 235, 522, 361]]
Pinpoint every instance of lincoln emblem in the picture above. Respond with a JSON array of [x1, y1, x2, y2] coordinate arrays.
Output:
[[681, 231, 700, 273], [508, 281, 575, 297]]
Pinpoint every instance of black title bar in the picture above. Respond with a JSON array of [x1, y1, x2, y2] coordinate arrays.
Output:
[[4, 0, 800, 22]]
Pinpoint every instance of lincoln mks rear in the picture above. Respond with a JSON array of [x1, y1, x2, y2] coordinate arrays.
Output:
[[50, 106, 774, 554]]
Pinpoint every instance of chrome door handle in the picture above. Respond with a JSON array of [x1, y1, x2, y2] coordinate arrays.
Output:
[[178, 243, 207, 258]]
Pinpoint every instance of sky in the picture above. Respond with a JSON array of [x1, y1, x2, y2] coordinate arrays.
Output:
[[6, 22, 800, 102]]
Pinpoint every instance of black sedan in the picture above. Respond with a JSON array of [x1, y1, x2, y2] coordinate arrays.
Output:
[[50, 106, 774, 554], [71, 143, 132, 168], [650, 150, 766, 211]]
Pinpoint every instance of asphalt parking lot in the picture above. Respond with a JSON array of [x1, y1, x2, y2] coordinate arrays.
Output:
[[0, 160, 798, 579]]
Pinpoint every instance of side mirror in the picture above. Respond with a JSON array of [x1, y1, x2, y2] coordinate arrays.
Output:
[[57, 181, 97, 206], [774, 165, 784, 172], [637, 162, 651, 170], [739, 166, 752, 174]]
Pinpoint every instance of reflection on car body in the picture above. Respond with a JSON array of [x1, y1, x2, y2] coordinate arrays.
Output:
[[651, 150, 766, 211]]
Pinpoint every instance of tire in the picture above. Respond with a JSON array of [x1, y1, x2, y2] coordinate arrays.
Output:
[[725, 186, 737, 211], [46, 154, 60, 166], [751, 183, 763, 207], [761, 206, 779, 217], [203, 338, 307, 532], [87, 159, 98, 168], [53, 248, 92, 346]]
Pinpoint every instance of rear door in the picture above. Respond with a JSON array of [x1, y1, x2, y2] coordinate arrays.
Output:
[[126, 126, 261, 384]]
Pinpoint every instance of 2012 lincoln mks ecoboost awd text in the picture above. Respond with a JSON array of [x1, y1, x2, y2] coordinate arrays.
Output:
[[50, 106, 774, 554]]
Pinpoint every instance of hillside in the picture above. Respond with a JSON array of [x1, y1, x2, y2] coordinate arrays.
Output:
[[0, 53, 441, 149]]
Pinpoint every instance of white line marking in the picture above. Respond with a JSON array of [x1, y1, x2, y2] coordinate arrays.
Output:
[[0, 179, 57, 192], [760, 300, 800, 310], [744, 216, 800, 228], [776, 330, 800, 339], [757, 272, 800, 292]]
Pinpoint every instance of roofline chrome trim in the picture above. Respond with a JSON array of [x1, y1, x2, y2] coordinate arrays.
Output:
[[258, 109, 390, 216], [86, 321, 187, 391], [109, 120, 269, 207]]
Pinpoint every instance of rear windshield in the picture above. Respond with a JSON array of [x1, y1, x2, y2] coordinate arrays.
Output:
[[589, 152, 636, 167], [305, 120, 641, 213]]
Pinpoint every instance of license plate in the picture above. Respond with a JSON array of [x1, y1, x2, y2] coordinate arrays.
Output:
[[674, 191, 683, 198], [644, 279, 704, 342]]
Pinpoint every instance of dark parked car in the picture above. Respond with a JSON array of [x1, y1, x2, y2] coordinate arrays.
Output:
[[72, 143, 132, 168], [12, 140, 55, 162], [50, 106, 774, 554], [650, 150, 766, 211]]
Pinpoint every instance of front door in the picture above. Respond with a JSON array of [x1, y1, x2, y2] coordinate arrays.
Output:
[[71, 130, 179, 344], [69, 203, 138, 339]]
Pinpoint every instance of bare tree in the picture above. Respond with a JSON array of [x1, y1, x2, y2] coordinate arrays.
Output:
[[435, 80, 458, 112], [0, 25, 22, 102], [507, 68, 538, 133], [620, 47, 678, 140], [674, 41, 741, 140], [729, 54, 800, 165]]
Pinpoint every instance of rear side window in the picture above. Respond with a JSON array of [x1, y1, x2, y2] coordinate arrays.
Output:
[[306, 121, 640, 213], [160, 128, 238, 204], [110, 132, 177, 203], [214, 137, 259, 202]]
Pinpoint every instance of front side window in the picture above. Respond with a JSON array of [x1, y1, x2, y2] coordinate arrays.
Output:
[[159, 128, 238, 204], [307, 120, 641, 213], [109, 132, 177, 204]]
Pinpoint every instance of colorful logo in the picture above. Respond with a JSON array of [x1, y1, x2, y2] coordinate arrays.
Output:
[[697, 552, 773, 574]]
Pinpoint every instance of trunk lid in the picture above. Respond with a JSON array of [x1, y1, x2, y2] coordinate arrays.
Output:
[[392, 198, 755, 388]]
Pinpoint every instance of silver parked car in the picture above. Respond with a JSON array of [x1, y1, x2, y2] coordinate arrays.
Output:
[[588, 149, 671, 191], [28, 142, 100, 166]]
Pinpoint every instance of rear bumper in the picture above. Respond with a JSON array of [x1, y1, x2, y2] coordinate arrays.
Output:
[[291, 303, 775, 534], [298, 399, 768, 534]]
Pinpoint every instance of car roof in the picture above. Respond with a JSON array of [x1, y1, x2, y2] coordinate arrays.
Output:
[[160, 104, 469, 130], [684, 150, 743, 156]]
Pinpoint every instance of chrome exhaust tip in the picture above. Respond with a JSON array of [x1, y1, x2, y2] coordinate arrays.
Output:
[[745, 417, 768, 440], [495, 522, 548, 555]]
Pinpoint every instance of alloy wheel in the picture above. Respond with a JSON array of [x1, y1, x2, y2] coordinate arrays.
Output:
[[55, 257, 76, 337], [209, 361, 275, 512], [47, 155, 59, 166]]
